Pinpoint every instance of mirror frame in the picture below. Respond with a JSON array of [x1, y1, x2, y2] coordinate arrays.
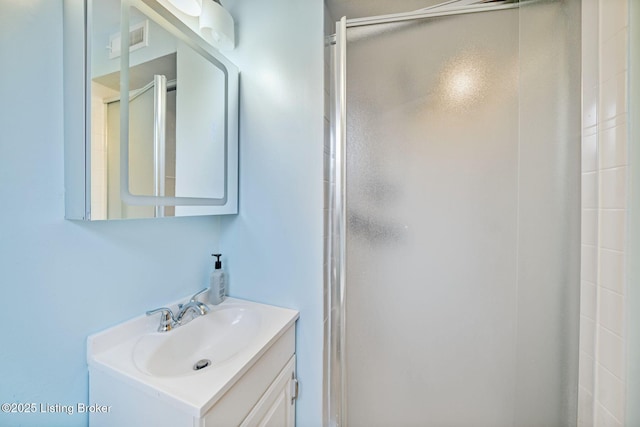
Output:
[[63, 0, 239, 220]]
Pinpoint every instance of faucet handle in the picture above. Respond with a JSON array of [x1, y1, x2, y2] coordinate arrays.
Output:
[[189, 288, 209, 303], [146, 307, 175, 332]]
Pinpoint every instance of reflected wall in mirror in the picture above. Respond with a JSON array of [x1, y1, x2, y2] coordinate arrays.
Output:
[[63, 0, 238, 221]]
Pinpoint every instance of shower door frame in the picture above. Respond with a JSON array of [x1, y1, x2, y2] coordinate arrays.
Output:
[[327, 2, 530, 426]]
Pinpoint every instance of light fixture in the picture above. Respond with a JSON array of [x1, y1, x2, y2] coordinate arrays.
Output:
[[166, 0, 202, 17], [199, 0, 235, 51]]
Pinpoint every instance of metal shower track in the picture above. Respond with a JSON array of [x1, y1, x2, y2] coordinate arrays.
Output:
[[344, 0, 521, 28]]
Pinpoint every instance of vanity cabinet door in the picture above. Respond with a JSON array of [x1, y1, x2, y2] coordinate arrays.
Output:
[[239, 356, 296, 427]]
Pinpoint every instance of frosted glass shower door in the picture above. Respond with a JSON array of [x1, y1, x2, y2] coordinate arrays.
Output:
[[341, 3, 580, 427]]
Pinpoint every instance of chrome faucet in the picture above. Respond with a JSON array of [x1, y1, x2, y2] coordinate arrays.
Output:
[[176, 289, 210, 323], [146, 288, 210, 332]]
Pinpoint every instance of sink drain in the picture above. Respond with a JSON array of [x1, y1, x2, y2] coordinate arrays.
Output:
[[193, 359, 212, 371]]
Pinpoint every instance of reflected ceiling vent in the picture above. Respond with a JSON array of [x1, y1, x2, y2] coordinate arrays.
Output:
[[108, 20, 149, 59]]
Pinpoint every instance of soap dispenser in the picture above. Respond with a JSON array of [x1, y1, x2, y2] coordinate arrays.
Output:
[[208, 253, 226, 305]]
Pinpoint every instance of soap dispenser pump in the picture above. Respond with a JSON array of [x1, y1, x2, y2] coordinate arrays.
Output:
[[208, 253, 226, 305]]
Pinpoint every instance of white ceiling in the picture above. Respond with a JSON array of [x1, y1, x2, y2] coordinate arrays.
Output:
[[325, 0, 448, 20]]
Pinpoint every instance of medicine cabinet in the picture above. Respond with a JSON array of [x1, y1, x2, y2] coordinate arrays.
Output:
[[63, 0, 239, 220]]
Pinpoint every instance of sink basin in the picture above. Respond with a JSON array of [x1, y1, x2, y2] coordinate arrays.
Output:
[[87, 297, 299, 417], [133, 306, 261, 377]]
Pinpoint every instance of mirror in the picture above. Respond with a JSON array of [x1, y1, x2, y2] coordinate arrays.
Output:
[[63, 0, 238, 220]]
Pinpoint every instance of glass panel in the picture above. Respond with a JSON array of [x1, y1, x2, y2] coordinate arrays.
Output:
[[87, 0, 232, 219], [121, 5, 226, 202], [342, 3, 580, 426], [345, 10, 520, 427], [514, 0, 581, 425]]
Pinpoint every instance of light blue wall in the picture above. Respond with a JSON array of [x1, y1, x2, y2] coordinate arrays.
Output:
[[0, 1, 221, 426], [219, 0, 324, 425], [1, 0, 323, 426]]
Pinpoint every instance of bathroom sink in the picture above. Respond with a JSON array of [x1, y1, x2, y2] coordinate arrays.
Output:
[[87, 297, 298, 417], [133, 306, 261, 377]]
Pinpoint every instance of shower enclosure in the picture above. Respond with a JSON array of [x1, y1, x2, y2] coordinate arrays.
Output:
[[327, 1, 581, 426]]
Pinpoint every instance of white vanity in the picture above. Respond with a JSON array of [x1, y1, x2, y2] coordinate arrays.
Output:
[[87, 298, 299, 426]]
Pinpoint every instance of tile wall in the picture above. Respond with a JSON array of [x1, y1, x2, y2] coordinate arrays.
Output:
[[579, 1, 630, 426]]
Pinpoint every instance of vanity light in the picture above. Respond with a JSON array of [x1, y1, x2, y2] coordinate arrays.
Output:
[[199, 0, 235, 51], [166, 0, 202, 17]]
